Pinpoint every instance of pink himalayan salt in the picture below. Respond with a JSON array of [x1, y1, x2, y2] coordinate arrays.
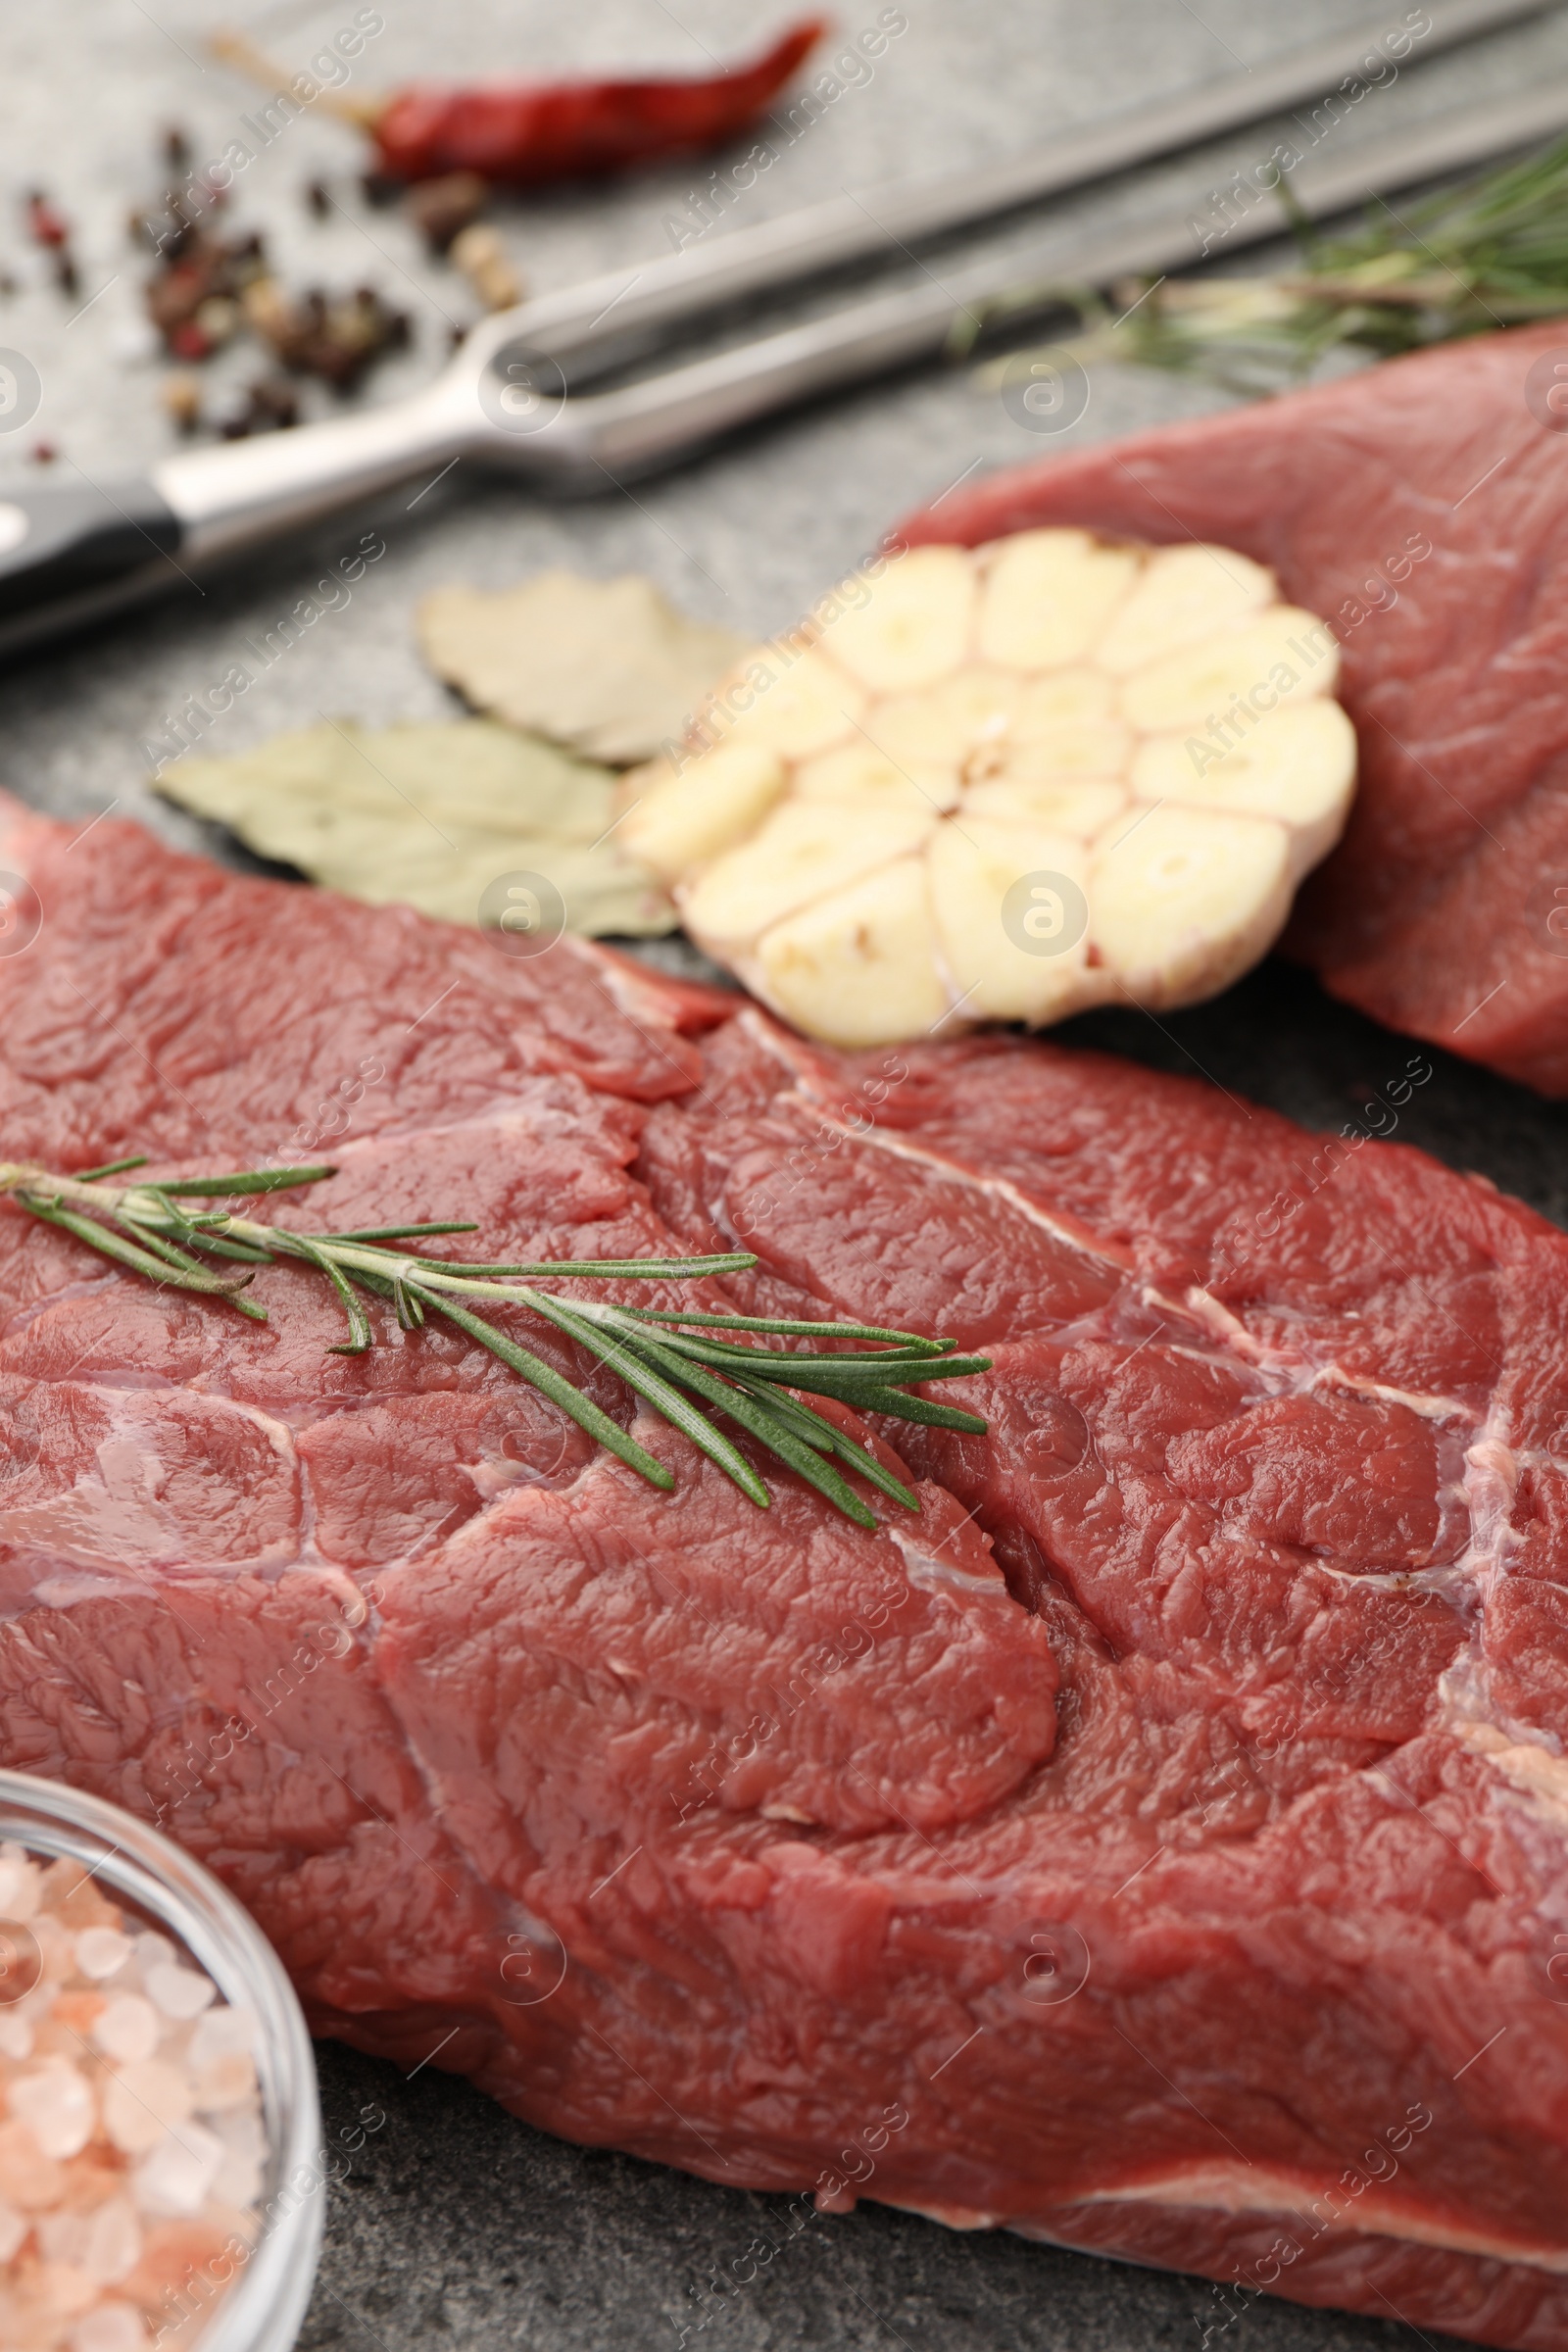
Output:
[[72, 1936, 130, 1986], [71, 2302, 147, 2352], [101, 2062, 189, 2160], [0, 1844, 267, 2351], [0, 2121, 67, 2210], [89, 2001, 157, 2069], [142, 1968, 213, 2024], [133, 2125, 225, 2220], [11, 2065, 96, 2161]]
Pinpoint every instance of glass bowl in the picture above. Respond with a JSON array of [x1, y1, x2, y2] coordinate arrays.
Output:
[[0, 1768, 323, 2352]]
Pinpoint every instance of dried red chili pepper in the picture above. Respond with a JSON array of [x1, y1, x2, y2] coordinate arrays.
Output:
[[216, 20, 826, 187]]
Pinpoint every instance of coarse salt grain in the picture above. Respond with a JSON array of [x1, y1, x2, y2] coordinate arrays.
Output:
[[0, 2114, 65, 2207], [32, 1915, 74, 1981], [10, 2063, 95, 2160], [0, 1852, 41, 1921], [90, 1996, 158, 2066], [71, 2302, 148, 2352], [211, 2109, 265, 2207], [188, 2004, 256, 2066], [103, 2058, 189, 2156], [83, 2198, 139, 2288], [73, 1931, 132, 1984], [215, 2105, 266, 2160], [143, 1961, 215, 2021], [212, 2141, 263, 2209], [133, 2118, 225, 2216], [37, 2209, 91, 2268], [191, 2047, 257, 2111]]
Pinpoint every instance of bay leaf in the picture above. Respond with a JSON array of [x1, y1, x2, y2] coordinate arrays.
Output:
[[417, 571, 754, 763], [154, 718, 676, 937]]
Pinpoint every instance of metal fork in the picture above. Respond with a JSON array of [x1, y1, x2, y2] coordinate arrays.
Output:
[[0, 0, 1556, 657]]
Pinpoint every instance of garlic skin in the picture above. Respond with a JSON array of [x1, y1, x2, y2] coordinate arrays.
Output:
[[618, 531, 1354, 1049]]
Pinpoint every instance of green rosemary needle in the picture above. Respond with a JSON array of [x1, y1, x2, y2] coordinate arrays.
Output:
[[976, 133, 1568, 397], [0, 1156, 987, 1526]]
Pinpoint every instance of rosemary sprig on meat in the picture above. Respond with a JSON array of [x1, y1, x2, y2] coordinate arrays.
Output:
[[0, 1156, 987, 1528]]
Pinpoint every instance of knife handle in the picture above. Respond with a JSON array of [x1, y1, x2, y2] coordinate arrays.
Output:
[[0, 478, 184, 608], [0, 477, 185, 652]]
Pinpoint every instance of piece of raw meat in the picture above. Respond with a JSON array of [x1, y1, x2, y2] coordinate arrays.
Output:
[[3, 794, 1568, 2347], [900, 319, 1568, 1097]]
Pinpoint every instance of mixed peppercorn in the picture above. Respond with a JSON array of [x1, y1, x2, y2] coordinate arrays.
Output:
[[11, 20, 825, 444]]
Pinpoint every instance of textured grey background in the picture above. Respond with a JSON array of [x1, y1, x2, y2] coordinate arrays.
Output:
[[4, 1, 1568, 2346]]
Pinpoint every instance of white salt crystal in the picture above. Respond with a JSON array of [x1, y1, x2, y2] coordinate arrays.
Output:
[[0, 1853, 41, 1921], [83, 2196, 141, 2286], [11, 2061, 96, 2158], [37, 2208, 92, 2267], [144, 1961, 215, 2021], [131, 1932, 174, 1978], [71, 2303, 149, 2352], [0, 2196, 26, 2259], [104, 2097, 168, 2161], [214, 2108, 267, 2164], [0, 2008, 33, 2061], [74, 1928, 133, 1982], [188, 2005, 257, 2068], [31, 1914, 73, 1980], [103, 2059, 189, 2156], [133, 2119, 224, 2216], [211, 2138, 264, 2208], [191, 2049, 257, 2112], [92, 1995, 160, 2065], [210, 2105, 267, 2203]]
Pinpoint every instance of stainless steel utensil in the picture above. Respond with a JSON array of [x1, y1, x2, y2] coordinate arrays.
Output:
[[0, 0, 1557, 656]]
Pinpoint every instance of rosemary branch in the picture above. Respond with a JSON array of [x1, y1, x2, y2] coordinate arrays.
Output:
[[0, 1156, 988, 1527], [979, 132, 1568, 397]]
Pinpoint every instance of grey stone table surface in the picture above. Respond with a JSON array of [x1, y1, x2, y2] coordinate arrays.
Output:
[[4, 1, 1568, 2346]]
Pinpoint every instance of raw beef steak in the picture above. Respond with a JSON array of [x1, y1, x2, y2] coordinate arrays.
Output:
[[1, 795, 1568, 2348], [901, 319, 1568, 1097]]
